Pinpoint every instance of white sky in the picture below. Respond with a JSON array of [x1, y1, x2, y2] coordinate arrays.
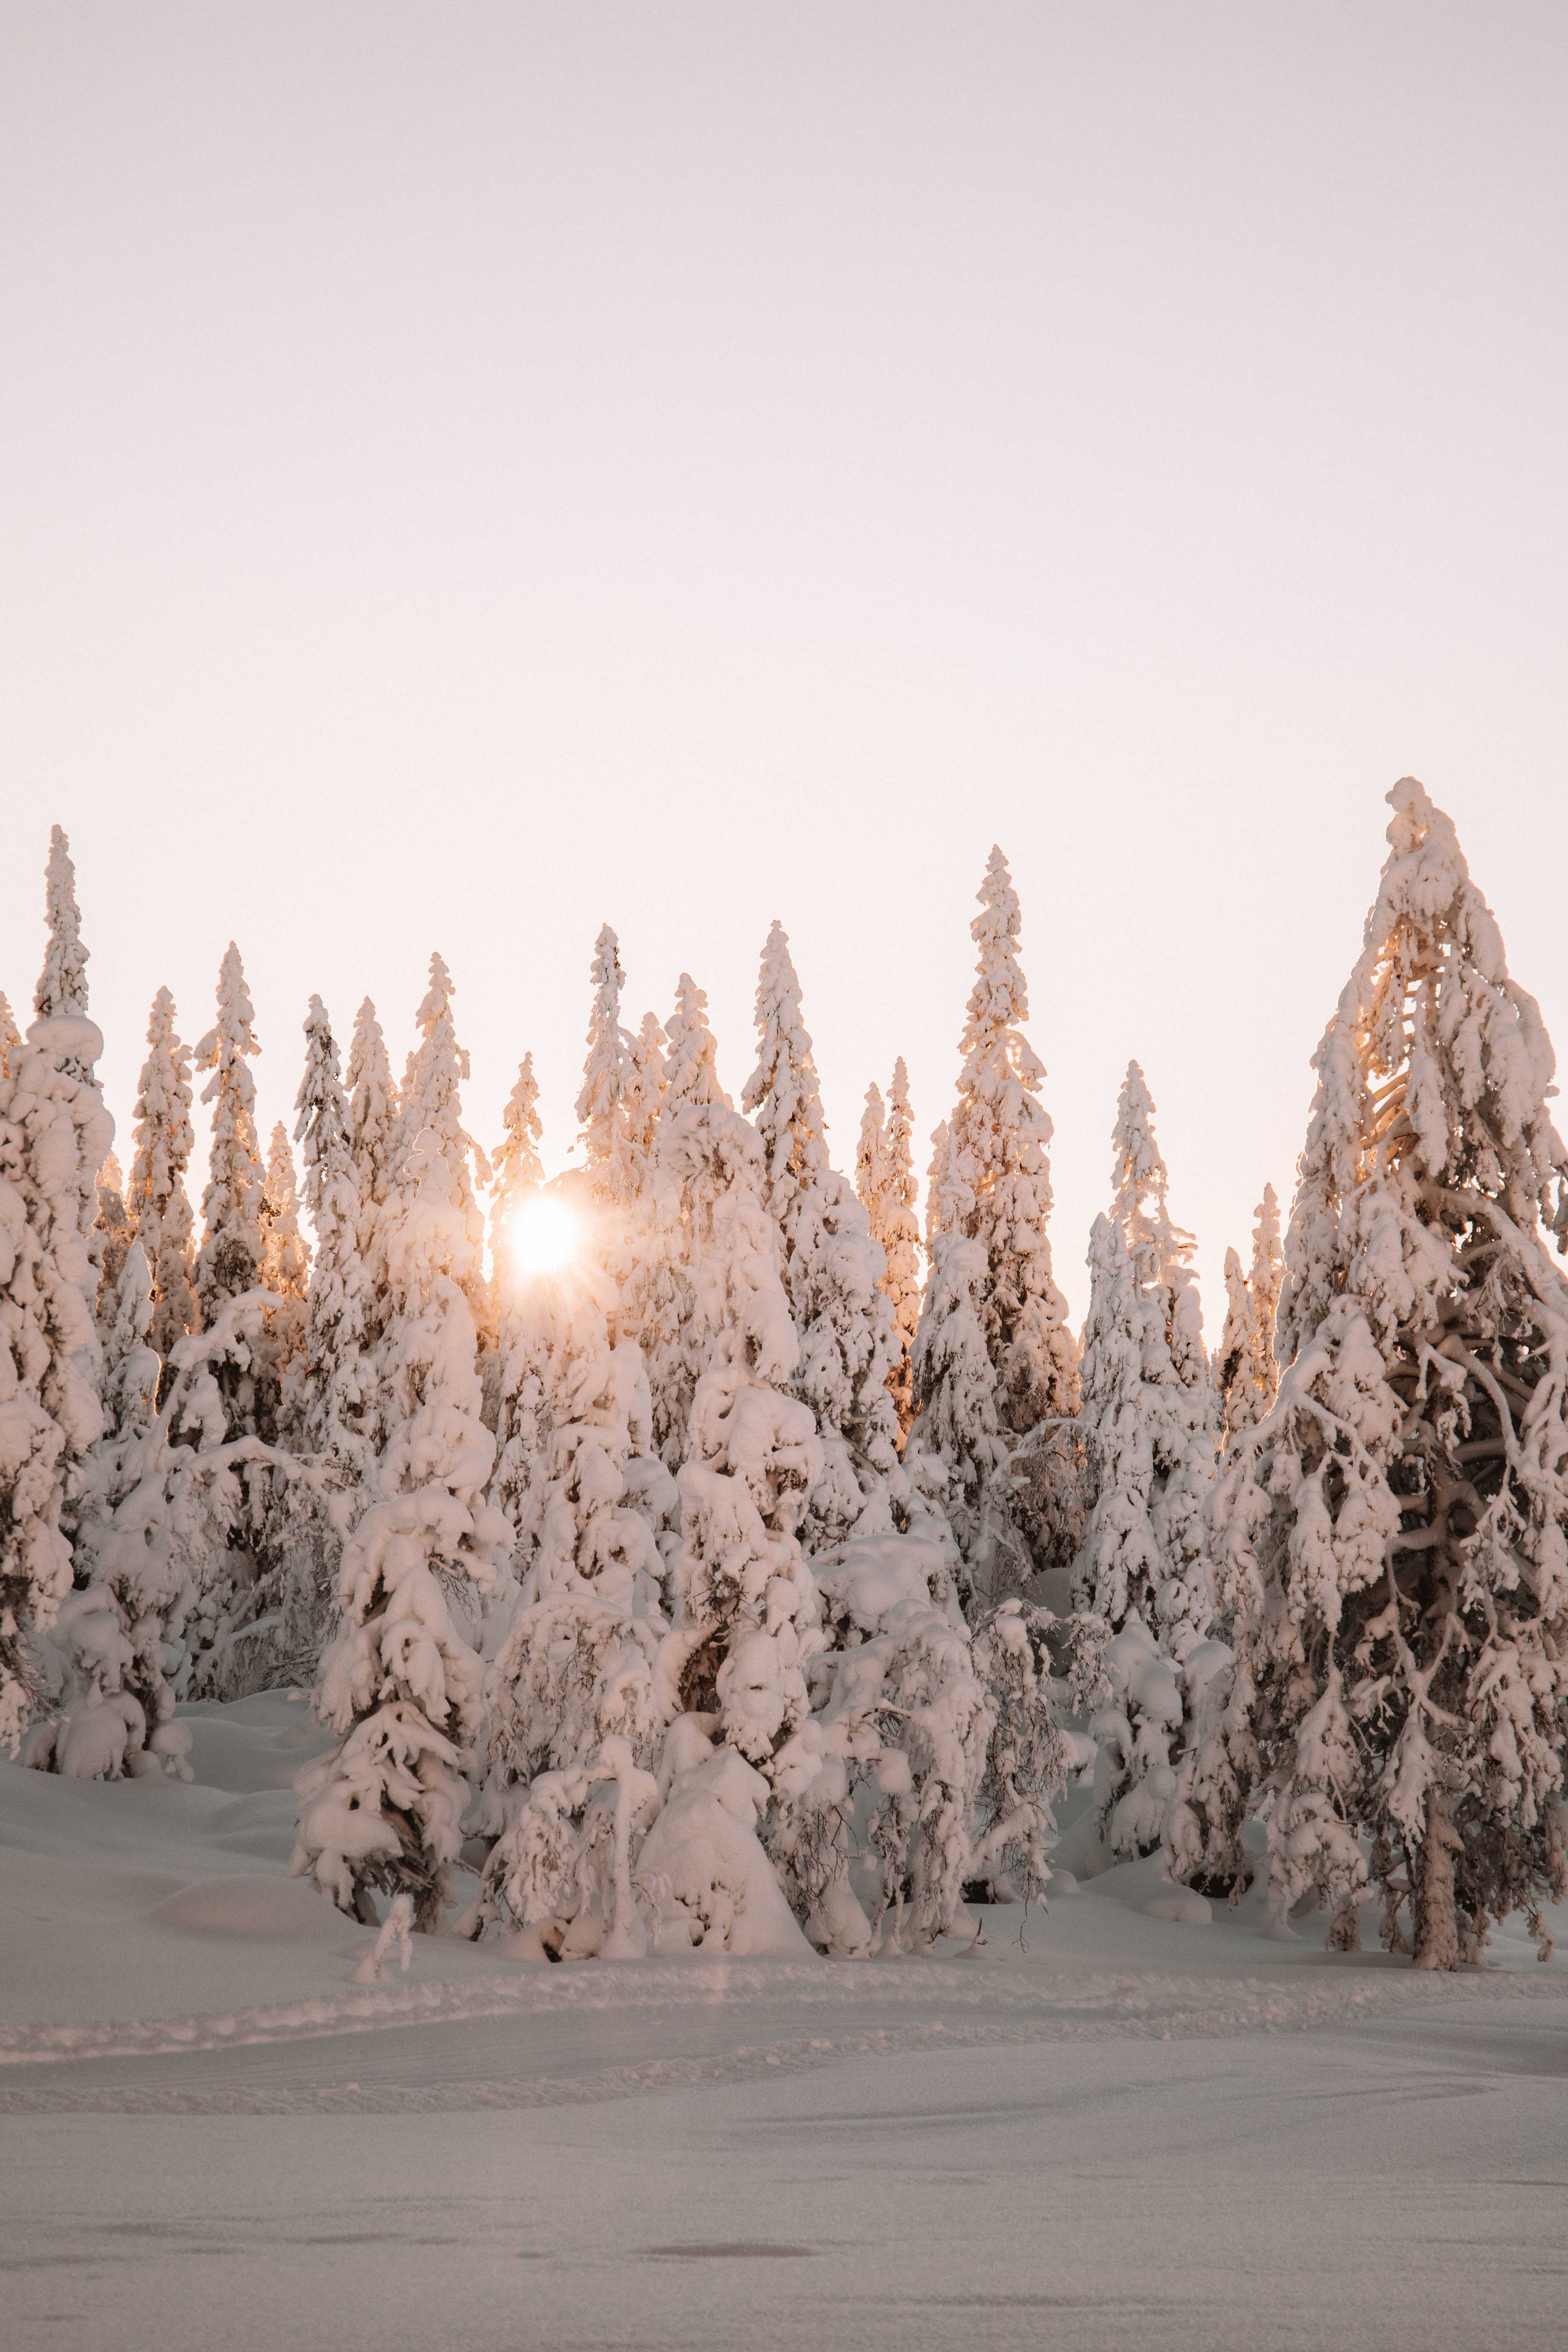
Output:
[[3, 3, 1565, 1335]]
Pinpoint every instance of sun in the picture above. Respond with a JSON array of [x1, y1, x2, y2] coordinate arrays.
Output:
[[503, 1192, 581, 1278]]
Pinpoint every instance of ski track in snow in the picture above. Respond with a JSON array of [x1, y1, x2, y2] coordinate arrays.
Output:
[[5, 1953, 1567, 2108]]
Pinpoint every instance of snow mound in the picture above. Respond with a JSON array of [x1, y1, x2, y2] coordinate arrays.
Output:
[[147, 1874, 348, 1940]]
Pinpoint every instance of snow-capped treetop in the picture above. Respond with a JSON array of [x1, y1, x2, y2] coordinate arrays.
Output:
[[92, 1150, 132, 1316], [664, 974, 729, 1110], [925, 1119, 949, 1250], [34, 825, 89, 1028], [295, 997, 354, 1219], [576, 925, 637, 1206], [129, 989, 194, 1226], [934, 845, 1076, 1435], [1109, 1060, 1205, 1394], [294, 997, 373, 1468], [32, 827, 98, 1086], [395, 954, 488, 1272], [855, 1083, 888, 1213], [741, 921, 829, 1248], [1214, 1185, 1283, 1438], [0, 992, 19, 1081], [1111, 1062, 1195, 1297], [887, 1061, 919, 1222], [127, 987, 197, 1365], [855, 1067, 923, 1442], [625, 1012, 668, 1167], [194, 943, 263, 1317], [346, 997, 398, 1228], [877, 1060, 925, 1436], [492, 1055, 545, 1223], [261, 1122, 311, 1301], [1280, 776, 1568, 1366]]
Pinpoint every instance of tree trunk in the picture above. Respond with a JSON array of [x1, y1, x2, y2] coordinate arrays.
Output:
[[1412, 1785, 1461, 1971]]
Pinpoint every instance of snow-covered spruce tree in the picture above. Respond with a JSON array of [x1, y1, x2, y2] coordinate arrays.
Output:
[[0, 972, 114, 1750], [0, 992, 19, 1081], [911, 850, 1078, 1596], [292, 1126, 513, 1929], [742, 923, 902, 1552], [346, 997, 398, 1250], [481, 1094, 1086, 1958], [857, 1087, 889, 1228], [1213, 1185, 1284, 1442], [183, 952, 325, 1694], [34, 826, 93, 1079], [1083, 1061, 1216, 1641], [487, 1055, 559, 1557], [1170, 780, 1568, 1968], [477, 1251, 677, 1917], [194, 943, 265, 1327], [621, 972, 730, 1469], [857, 1060, 924, 1442], [126, 988, 198, 1381], [925, 1119, 949, 1251], [259, 1120, 311, 1430], [743, 921, 831, 1256], [27, 1236, 194, 1782], [625, 1011, 668, 1175], [394, 955, 489, 1310], [92, 1152, 133, 1334], [1069, 1068, 1218, 1857], [576, 925, 639, 1211], [294, 997, 374, 1480]]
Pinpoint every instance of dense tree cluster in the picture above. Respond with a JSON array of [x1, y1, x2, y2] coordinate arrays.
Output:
[[5, 781, 1564, 1968]]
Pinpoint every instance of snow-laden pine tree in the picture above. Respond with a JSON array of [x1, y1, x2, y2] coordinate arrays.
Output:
[[621, 973, 730, 1468], [259, 1120, 311, 1432], [184, 952, 322, 1692], [261, 1122, 311, 1303], [346, 997, 398, 1250], [394, 956, 489, 1314], [92, 1152, 133, 1335], [480, 1091, 1084, 1958], [1213, 1185, 1284, 1441], [293, 1125, 513, 1929], [294, 998, 374, 1478], [743, 921, 830, 1255], [856, 1060, 923, 1442], [1170, 780, 1568, 1968], [27, 1235, 196, 1782], [1070, 1066, 1217, 1856], [0, 896, 114, 1749], [126, 988, 198, 1380], [741, 923, 901, 1552], [487, 1056, 559, 1556], [194, 943, 265, 1324], [625, 1011, 668, 1176], [34, 826, 93, 1080], [910, 850, 1078, 1595], [576, 926, 639, 1210], [925, 1119, 948, 1250]]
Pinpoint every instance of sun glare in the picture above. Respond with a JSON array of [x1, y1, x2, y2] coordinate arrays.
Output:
[[505, 1193, 580, 1279]]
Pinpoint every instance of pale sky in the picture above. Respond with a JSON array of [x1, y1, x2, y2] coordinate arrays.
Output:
[[3, 3, 1565, 1335]]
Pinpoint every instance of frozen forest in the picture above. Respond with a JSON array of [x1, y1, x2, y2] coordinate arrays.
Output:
[[5, 778, 1568, 1976]]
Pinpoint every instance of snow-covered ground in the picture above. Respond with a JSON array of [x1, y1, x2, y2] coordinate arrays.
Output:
[[4, 1693, 1566, 2352]]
